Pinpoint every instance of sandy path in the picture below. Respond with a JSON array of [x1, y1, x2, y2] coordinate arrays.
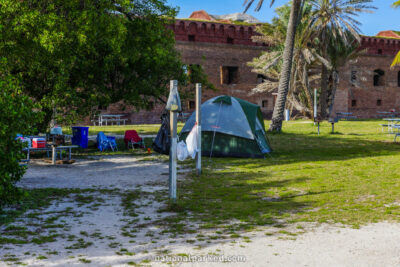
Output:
[[1, 156, 400, 266]]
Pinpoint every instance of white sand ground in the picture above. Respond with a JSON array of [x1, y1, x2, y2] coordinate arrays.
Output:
[[1, 156, 400, 267]]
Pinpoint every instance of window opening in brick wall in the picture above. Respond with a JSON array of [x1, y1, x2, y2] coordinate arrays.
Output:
[[350, 70, 357, 86], [377, 99, 382, 106], [373, 69, 385, 86], [398, 71, 400, 87], [262, 100, 268, 108], [227, 37, 234, 44], [378, 49, 383, 55], [188, 35, 195, 42], [188, 101, 195, 110], [351, 99, 357, 107], [220, 66, 239, 84]]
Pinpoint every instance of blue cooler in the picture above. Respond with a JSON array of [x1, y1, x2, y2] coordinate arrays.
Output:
[[71, 127, 89, 148]]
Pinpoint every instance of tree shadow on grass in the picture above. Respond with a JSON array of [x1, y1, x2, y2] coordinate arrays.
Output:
[[177, 173, 330, 230], [261, 131, 399, 166]]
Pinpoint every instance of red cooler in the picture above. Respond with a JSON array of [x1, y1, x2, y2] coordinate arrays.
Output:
[[32, 138, 46, 148]]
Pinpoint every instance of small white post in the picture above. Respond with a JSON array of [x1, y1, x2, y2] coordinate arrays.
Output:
[[196, 83, 202, 175], [314, 88, 318, 119], [285, 109, 290, 121], [52, 145, 56, 165], [169, 111, 177, 201]]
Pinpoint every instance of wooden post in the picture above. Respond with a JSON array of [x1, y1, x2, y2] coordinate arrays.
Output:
[[196, 83, 202, 175]]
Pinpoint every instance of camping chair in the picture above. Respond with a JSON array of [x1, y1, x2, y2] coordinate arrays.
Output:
[[124, 130, 145, 150], [97, 132, 118, 152]]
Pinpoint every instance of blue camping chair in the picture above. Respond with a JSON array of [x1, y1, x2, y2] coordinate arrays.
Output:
[[97, 132, 118, 152]]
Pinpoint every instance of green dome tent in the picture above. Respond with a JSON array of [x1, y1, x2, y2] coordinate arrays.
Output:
[[180, 95, 272, 158]]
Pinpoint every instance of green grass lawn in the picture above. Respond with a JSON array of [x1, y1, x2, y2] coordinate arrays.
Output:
[[174, 120, 400, 230]]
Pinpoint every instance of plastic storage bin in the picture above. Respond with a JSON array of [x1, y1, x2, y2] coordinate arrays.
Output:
[[71, 127, 89, 148]]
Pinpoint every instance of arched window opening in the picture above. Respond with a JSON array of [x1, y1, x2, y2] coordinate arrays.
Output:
[[397, 71, 400, 87], [373, 69, 385, 86]]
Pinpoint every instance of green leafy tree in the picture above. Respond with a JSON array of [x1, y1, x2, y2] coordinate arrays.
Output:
[[0, 0, 195, 130], [0, 60, 42, 206]]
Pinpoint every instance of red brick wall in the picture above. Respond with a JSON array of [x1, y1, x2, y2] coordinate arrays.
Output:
[[334, 51, 400, 118]]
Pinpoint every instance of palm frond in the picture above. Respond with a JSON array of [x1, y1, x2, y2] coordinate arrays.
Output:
[[391, 51, 400, 68]]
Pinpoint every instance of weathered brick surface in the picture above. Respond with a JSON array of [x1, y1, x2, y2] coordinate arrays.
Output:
[[334, 45, 400, 118]]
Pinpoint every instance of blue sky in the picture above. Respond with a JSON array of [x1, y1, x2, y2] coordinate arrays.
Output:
[[166, 0, 399, 36]]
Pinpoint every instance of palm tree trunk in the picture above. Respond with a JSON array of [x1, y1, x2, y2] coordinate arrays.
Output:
[[269, 0, 302, 131], [328, 70, 339, 117], [319, 64, 328, 118]]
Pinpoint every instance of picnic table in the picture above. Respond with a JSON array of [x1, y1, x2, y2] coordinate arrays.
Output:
[[382, 118, 400, 136], [336, 112, 357, 120], [377, 111, 397, 118], [92, 114, 128, 126], [22, 145, 79, 162]]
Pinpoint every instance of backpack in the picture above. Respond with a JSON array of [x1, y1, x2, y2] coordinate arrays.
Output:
[[152, 110, 171, 155]]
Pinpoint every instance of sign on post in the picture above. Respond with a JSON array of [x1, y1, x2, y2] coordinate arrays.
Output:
[[195, 83, 201, 175], [166, 80, 181, 202]]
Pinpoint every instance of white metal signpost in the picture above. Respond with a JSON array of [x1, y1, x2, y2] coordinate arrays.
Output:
[[196, 83, 202, 175], [166, 80, 181, 202]]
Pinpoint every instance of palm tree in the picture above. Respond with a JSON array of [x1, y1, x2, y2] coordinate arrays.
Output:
[[391, 1, 400, 67], [308, 0, 375, 118], [244, 0, 303, 131], [249, 2, 321, 118]]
